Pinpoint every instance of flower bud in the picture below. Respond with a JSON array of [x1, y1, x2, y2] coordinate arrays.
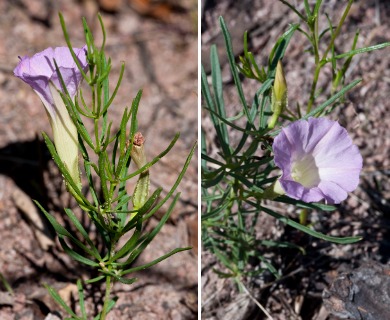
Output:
[[131, 132, 147, 169], [131, 132, 150, 211], [268, 60, 288, 128]]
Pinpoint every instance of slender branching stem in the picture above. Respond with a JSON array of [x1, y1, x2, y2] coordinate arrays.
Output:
[[100, 276, 112, 320], [307, 0, 353, 113], [322, 0, 354, 61]]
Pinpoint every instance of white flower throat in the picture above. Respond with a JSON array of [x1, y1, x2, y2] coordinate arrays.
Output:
[[291, 154, 320, 188]]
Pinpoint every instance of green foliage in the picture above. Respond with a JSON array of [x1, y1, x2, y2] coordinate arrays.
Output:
[[36, 13, 196, 319], [202, 0, 389, 284]]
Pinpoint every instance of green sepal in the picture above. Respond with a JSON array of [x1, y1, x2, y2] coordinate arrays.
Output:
[[42, 132, 94, 212], [132, 170, 150, 211]]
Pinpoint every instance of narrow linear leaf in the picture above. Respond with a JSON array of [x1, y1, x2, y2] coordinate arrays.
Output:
[[120, 247, 191, 273], [213, 246, 235, 273], [268, 24, 300, 72], [248, 201, 362, 244], [212, 269, 235, 278], [333, 42, 390, 60], [85, 275, 105, 284], [276, 195, 336, 211], [201, 65, 231, 157], [130, 90, 142, 138], [64, 208, 102, 260], [77, 280, 87, 319], [111, 223, 142, 261], [211, 45, 230, 155], [59, 12, 89, 82], [99, 269, 138, 285], [203, 106, 250, 134], [58, 237, 99, 267], [258, 255, 279, 278], [44, 284, 80, 319], [201, 153, 226, 168], [303, 79, 361, 118], [121, 187, 162, 233], [202, 173, 225, 189], [219, 17, 251, 122], [102, 62, 125, 114], [141, 142, 196, 222], [124, 193, 181, 266]]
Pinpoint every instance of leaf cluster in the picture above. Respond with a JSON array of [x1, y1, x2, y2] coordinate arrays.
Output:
[[200, 2, 389, 280]]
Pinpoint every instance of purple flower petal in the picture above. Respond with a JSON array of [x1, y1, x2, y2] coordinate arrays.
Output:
[[14, 46, 88, 118], [273, 118, 362, 204], [317, 181, 348, 204]]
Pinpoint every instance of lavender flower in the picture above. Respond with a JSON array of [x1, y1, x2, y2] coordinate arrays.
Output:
[[273, 117, 363, 204], [14, 46, 88, 188]]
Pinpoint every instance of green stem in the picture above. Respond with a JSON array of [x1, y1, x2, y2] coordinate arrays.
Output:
[[100, 276, 112, 320], [306, 13, 321, 113], [322, 0, 353, 61], [307, 0, 353, 113], [224, 186, 235, 224], [299, 208, 309, 226], [94, 118, 100, 151], [306, 64, 321, 113]]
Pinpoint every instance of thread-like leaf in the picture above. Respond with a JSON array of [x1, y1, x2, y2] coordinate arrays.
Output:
[[45, 284, 80, 319], [246, 200, 362, 244]]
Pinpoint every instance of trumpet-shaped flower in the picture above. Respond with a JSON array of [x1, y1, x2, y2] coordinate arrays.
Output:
[[273, 117, 362, 204], [14, 46, 88, 188]]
